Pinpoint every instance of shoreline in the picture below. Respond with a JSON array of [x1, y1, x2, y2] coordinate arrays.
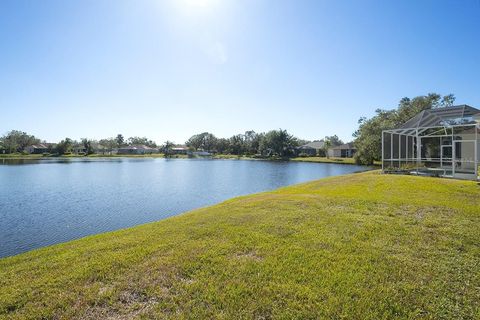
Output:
[[0, 154, 380, 166]]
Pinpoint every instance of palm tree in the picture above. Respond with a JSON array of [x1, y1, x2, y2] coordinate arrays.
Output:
[[323, 138, 332, 159], [162, 141, 175, 158]]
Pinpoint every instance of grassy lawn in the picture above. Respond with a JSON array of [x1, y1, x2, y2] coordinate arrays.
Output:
[[0, 171, 479, 319], [0, 153, 44, 159]]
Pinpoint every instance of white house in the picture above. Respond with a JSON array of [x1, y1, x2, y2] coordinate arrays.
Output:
[[327, 143, 357, 158]]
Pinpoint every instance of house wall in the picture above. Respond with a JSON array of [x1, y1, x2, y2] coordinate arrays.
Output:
[[298, 147, 317, 156], [328, 149, 341, 158], [341, 149, 356, 157], [328, 148, 356, 158], [117, 149, 136, 155], [25, 147, 48, 154]]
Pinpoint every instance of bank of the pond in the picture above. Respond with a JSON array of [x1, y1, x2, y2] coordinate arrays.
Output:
[[1, 153, 381, 166], [291, 156, 356, 164], [1, 171, 478, 319], [0, 153, 170, 160], [212, 155, 383, 167]]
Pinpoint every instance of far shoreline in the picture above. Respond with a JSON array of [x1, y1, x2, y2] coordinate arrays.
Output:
[[0, 153, 380, 166]]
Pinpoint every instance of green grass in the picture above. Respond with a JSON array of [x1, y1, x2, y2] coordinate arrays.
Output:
[[0, 171, 479, 319], [0, 153, 44, 159]]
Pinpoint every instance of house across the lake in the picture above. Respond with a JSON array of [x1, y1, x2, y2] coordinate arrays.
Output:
[[117, 145, 158, 155], [382, 104, 480, 180], [24, 143, 51, 154], [72, 145, 86, 154], [171, 146, 190, 155], [327, 143, 357, 158], [297, 141, 325, 156]]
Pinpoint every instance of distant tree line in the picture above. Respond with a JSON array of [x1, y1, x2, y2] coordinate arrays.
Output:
[[0, 130, 40, 153], [0, 132, 159, 156], [184, 129, 310, 157], [1, 92, 456, 162], [0, 128, 339, 158]]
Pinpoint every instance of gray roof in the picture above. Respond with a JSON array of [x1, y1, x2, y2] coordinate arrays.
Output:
[[300, 141, 325, 149], [28, 144, 48, 149], [399, 105, 480, 129]]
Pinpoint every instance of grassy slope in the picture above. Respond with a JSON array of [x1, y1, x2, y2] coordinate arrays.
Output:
[[0, 172, 479, 319]]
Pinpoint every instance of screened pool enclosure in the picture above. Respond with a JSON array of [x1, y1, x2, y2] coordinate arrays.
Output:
[[382, 105, 480, 180]]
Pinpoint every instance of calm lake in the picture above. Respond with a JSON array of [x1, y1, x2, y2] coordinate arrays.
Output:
[[0, 158, 370, 258]]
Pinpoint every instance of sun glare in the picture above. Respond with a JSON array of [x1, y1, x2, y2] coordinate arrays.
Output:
[[168, 0, 222, 18], [182, 0, 219, 8], [168, 0, 224, 21]]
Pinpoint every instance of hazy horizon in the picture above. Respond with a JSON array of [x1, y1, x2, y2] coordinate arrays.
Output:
[[1, 0, 479, 144]]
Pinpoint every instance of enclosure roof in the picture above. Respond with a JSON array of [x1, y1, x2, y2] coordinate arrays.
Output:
[[398, 105, 480, 130]]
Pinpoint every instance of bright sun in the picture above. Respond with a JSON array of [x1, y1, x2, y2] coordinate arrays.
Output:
[[183, 0, 218, 8]]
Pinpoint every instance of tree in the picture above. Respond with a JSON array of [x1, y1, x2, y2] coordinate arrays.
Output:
[[115, 134, 125, 147], [185, 132, 217, 152], [244, 130, 262, 155], [228, 134, 245, 155], [0, 130, 39, 153], [55, 138, 73, 155], [353, 93, 455, 165], [441, 94, 456, 108], [258, 129, 298, 157], [81, 138, 95, 155], [323, 138, 332, 158], [99, 138, 117, 155], [215, 138, 230, 154], [324, 135, 343, 147], [353, 110, 396, 165], [161, 141, 175, 157], [185, 134, 203, 150], [127, 136, 157, 148]]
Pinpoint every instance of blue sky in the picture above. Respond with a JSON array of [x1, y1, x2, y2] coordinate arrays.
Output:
[[1, 0, 479, 144]]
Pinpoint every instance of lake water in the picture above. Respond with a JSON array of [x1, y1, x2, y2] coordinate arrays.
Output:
[[0, 158, 370, 258]]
